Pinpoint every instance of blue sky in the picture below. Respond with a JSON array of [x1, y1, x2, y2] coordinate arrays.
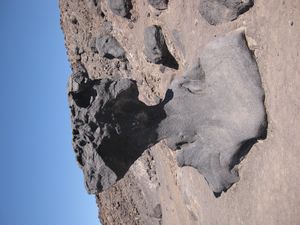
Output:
[[0, 1, 100, 225]]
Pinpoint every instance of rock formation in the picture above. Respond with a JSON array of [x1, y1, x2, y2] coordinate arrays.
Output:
[[68, 29, 267, 196], [159, 30, 267, 194], [60, 0, 300, 224]]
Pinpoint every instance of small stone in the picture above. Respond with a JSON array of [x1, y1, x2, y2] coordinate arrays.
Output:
[[147, 0, 168, 10], [96, 35, 126, 59], [108, 0, 132, 18]]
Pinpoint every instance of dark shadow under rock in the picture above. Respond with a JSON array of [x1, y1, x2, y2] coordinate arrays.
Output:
[[199, 0, 254, 25], [68, 29, 267, 196], [144, 25, 178, 69]]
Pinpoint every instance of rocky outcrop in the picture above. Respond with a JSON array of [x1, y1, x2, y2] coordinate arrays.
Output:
[[147, 0, 168, 10], [68, 29, 267, 196], [68, 68, 165, 193], [60, 0, 300, 224]]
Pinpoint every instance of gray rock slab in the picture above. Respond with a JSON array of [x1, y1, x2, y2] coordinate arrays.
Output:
[[199, 0, 254, 25]]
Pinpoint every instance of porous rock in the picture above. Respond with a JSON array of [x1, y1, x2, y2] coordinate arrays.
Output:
[[199, 0, 254, 25], [68, 69, 166, 193], [96, 35, 126, 59]]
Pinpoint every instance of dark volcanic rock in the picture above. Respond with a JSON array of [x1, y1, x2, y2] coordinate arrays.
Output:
[[68, 69, 166, 194], [147, 0, 168, 10], [108, 0, 132, 18], [159, 30, 267, 194], [68, 30, 266, 195], [144, 25, 178, 69], [96, 35, 125, 59], [199, 0, 254, 25]]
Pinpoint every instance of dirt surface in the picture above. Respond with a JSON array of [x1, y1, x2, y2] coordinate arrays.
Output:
[[60, 0, 300, 224]]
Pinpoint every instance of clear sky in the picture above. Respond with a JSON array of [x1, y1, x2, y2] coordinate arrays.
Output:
[[0, 1, 100, 225]]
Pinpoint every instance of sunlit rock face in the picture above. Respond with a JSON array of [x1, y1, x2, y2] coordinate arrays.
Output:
[[68, 30, 267, 196]]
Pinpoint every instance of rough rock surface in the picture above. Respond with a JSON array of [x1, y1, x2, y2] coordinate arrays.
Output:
[[60, 0, 300, 224], [199, 0, 254, 25], [68, 29, 267, 195]]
